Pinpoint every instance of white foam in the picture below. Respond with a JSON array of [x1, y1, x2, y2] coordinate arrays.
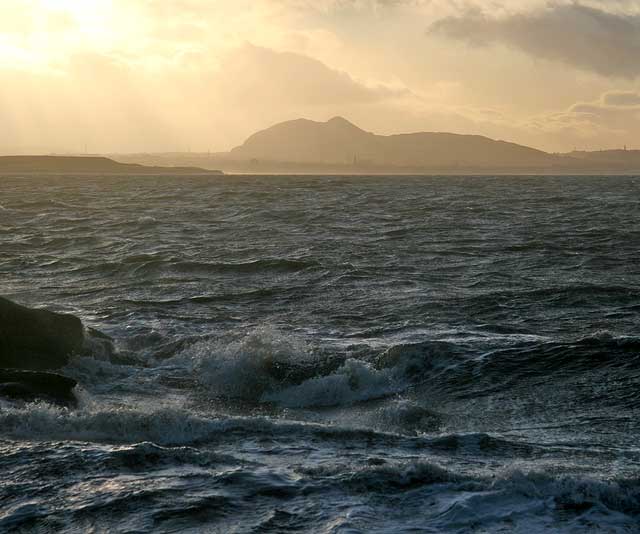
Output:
[[371, 398, 440, 433], [175, 326, 316, 401], [263, 358, 402, 408], [0, 402, 227, 445], [0, 399, 388, 446], [170, 326, 420, 408]]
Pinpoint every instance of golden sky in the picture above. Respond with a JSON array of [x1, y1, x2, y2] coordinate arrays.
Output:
[[1, 0, 639, 153]]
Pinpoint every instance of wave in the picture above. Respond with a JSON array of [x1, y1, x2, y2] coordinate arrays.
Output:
[[363, 398, 442, 435], [2, 395, 639, 529], [262, 358, 403, 408], [104, 441, 239, 471], [116, 288, 285, 310], [462, 284, 640, 310], [148, 326, 640, 412], [466, 332, 640, 383], [0, 403, 223, 445], [66, 256, 320, 280], [326, 460, 458, 491], [68, 318, 640, 420], [188, 288, 280, 303], [0, 399, 430, 447], [176, 326, 319, 400], [9, 199, 80, 210], [369, 333, 640, 402], [2, 439, 638, 533], [174, 327, 414, 408], [1, 395, 628, 470], [177, 258, 319, 274], [294, 459, 640, 524]]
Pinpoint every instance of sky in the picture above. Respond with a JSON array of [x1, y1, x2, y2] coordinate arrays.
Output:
[[1, 0, 640, 154]]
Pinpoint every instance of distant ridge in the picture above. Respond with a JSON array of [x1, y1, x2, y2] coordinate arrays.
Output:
[[0, 156, 223, 175], [228, 116, 566, 170], [98, 118, 640, 174]]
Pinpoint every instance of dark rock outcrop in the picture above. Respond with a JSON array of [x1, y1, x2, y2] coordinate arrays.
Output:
[[0, 369, 78, 406], [0, 297, 84, 371]]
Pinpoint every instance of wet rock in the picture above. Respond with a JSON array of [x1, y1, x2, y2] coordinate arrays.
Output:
[[263, 353, 343, 385], [0, 369, 77, 406], [83, 327, 145, 366], [83, 326, 133, 364], [0, 297, 84, 371]]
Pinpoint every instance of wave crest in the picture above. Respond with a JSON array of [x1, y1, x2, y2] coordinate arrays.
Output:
[[177, 326, 320, 401]]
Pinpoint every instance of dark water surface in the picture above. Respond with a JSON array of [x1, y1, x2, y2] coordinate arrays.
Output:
[[1, 175, 639, 532]]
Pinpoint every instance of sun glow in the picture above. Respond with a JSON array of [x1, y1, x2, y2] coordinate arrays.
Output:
[[38, 0, 111, 22], [35, 0, 117, 45], [17, 0, 123, 63]]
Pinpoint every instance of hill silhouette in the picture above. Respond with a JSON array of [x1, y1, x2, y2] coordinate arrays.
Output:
[[228, 116, 568, 170], [105, 118, 640, 174], [0, 156, 222, 175]]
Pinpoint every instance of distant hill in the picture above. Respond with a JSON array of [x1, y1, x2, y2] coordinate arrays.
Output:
[[99, 119, 640, 175], [0, 156, 223, 175], [227, 116, 572, 171]]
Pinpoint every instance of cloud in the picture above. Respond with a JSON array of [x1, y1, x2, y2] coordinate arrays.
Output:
[[569, 91, 640, 115], [274, 0, 431, 13], [602, 90, 640, 106], [0, 44, 413, 153], [216, 44, 411, 107], [429, 3, 640, 78], [518, 89, 640, 151]]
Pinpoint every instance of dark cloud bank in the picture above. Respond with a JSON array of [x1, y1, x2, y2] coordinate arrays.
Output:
[[429, 3, 640, 78]]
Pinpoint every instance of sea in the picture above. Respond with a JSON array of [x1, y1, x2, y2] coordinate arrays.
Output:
[[0, 174, 639, 533]]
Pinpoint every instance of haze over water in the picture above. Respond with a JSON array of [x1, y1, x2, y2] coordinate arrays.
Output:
[[1, 174, 639, 532]]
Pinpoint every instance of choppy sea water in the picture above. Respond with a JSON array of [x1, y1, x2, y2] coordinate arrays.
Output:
[[1, 174, 639, 533]]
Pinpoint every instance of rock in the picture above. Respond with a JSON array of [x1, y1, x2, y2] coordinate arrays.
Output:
[[84, 327, 140, 366], [263, 354, 342, 385], [0, 297, 85, 370], [84, 326, 116, 359], [0, 369, 78, 405]]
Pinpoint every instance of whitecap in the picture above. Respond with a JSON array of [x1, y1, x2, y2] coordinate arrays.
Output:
[[262, 358, 402, 408]]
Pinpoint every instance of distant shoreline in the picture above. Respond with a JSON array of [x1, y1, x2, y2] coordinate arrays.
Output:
[[107, 155, 640, 176], [1, 155, 637, 177], [0, 155, 223, 176], [218, 171, 640, 176], [101, 116, 640, 176]]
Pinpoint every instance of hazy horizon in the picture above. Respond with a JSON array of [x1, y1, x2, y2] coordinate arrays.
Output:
[[2, 1, 640, 155]]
